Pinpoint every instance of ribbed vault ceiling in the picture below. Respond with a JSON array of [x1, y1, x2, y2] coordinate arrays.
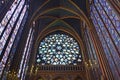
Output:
[[29, 0, 88, 38]]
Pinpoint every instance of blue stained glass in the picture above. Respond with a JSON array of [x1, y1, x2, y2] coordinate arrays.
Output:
[[36, 34, 82, 65], [99, 0, 120, 33], [95, 1, 120, 52], [0, 5, 27, 77], [90, 0, 120, 79]]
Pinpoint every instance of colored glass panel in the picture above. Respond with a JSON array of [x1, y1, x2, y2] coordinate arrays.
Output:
[[36, 34, 82, 65]]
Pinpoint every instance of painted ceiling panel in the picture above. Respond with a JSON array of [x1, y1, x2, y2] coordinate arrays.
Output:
[[63, 18, 82, 38], [41, 9, 77, 18], [30, 0, 47, 15], [38, 18, 55, 32], [41, 19, 71, 28], [72, 0, 87, 15], [30, 0, 87, 19], [29, 0, 87, 40]]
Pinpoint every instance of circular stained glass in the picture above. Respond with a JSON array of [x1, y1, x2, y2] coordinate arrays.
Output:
[[36, 34, 82, 65]]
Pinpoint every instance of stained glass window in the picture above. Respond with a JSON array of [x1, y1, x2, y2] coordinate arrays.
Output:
[[36, 34, 82, 65], [90, 0, 120, 79], [0, 0, 26, 56], [0, 0, 27, 77], [18, 28, 34, 80], [0, 0, 22, 36]]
